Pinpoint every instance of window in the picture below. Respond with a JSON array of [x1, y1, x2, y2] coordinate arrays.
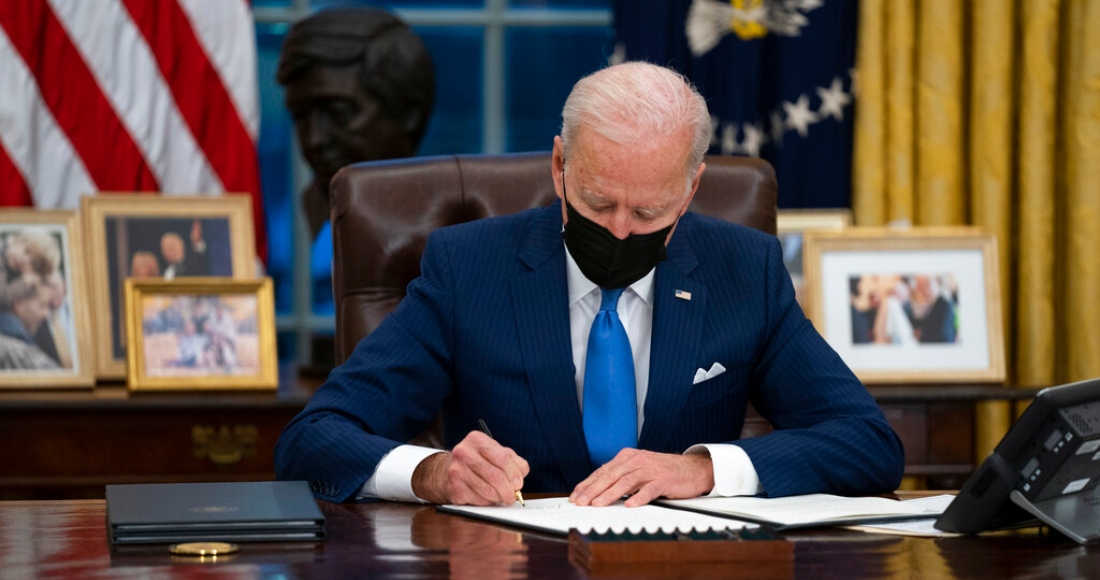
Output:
[[253, 0, 613, 364]]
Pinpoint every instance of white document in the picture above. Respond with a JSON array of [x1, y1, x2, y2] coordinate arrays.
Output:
[[438, 497, 756, 536], [844, 495, 961, 537], [658, 493, 945, 529]]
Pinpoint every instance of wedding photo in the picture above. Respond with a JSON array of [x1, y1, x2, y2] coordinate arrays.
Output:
[[848, 273, 960, 346], [803, 228, 1003, 384]]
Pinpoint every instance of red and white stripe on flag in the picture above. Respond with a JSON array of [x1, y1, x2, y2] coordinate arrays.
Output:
[[0, 0, 266, 261]]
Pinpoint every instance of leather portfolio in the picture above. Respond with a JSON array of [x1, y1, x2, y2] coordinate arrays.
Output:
[[106, 481, 325, 546]]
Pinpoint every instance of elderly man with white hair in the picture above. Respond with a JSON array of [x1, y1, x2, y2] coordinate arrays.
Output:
[[276, 62, 904, 507]]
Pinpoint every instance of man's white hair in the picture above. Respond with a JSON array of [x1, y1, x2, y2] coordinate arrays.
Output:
[[561, 61, 710, 184]]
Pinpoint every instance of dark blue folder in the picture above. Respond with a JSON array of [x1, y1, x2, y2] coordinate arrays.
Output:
[[106, 481, 325, 546]]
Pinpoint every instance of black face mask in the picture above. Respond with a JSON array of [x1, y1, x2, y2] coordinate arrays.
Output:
[[560, 169, 676, 289]]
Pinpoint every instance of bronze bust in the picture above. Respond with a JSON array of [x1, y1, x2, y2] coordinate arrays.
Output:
[[277, 8, 435, 238]]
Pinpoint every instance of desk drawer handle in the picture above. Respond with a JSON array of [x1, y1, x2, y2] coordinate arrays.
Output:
[[192, 425, 258, 467]]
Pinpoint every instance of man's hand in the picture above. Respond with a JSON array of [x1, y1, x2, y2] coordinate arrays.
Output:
[[190, 219, 204, 244], [570, 449, 714, 507], [411, 431, 529, 505]]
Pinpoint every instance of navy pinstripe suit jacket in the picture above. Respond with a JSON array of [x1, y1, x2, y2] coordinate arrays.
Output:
[[275, 202, 905, 502]]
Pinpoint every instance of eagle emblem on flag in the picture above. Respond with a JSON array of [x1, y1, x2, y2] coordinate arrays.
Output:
[[686, 0, 823, 55]]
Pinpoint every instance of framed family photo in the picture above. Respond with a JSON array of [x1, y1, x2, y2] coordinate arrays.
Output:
[[0, 210, 94, 388], [124, 278, 277, 391], [777, 209, 851, 312], [802, 227, 1005, 384], [82, 195, 257, 379]]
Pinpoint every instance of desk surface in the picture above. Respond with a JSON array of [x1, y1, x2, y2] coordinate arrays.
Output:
[[0, 497, 1094, 579]]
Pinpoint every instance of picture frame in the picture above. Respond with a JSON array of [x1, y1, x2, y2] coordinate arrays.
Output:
[[124, 277, 277, 391], [776, 209, 851, 312], [802, 227, 1005, 384], [82, 195, 256, 379], [0, 210, 94, 388]]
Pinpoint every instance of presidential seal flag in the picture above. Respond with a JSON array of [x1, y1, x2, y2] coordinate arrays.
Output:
[[0, 0, 267, 260], [612, 0, 857, 209]]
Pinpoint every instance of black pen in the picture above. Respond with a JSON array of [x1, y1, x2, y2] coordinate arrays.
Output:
[[477, 418, 525, 506]]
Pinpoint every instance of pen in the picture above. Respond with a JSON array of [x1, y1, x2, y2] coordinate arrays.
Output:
[[477, 418, 525, 506]]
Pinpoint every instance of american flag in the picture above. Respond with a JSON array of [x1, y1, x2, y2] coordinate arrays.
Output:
[[0, 0, 266, 260]]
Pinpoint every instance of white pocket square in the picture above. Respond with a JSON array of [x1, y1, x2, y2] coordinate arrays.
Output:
[[692, 362, 727, 385]]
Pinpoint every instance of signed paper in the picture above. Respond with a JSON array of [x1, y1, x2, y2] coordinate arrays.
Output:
[[438, 497, 755, 537]]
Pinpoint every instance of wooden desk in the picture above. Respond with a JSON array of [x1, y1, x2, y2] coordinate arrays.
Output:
[[747, 385, 1040, 490], [0, 497, 1094, 579], [870, 385, 1039, 489], [0, 368, 321, 500], [0, 378, 1032, 500]]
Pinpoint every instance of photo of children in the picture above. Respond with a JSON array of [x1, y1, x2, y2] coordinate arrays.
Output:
[[139, 293, 259, 378]]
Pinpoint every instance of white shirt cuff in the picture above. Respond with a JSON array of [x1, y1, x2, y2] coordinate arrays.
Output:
[[359, 445, 442, 503], [685, 443, 763, 497]]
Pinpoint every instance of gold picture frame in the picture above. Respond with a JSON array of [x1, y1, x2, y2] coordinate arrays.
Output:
[[776, 209, 852, 312], [82, 195, 256, 379], [777, 209, 853, 233], [124, 277, 277, 391], [802, 227, 1005, 384], [0, 210, 94, 388]]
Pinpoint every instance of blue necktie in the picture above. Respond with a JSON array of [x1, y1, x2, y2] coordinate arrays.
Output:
[[583, 287, 638, 467]]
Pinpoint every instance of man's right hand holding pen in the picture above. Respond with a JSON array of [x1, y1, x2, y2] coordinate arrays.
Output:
[[411, 430, 529, 506]]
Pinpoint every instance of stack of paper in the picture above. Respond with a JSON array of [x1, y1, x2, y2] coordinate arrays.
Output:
[[658, 494, 945, 530], [440, 493, 950, 536], [439, 497, 755, 536]]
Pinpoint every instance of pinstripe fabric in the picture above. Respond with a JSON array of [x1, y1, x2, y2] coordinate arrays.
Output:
[[275, 202, 904, 502]]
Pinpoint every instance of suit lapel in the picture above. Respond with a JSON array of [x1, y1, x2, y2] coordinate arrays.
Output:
[[638, 217, 706, 451], [510, 205, 591, 485]]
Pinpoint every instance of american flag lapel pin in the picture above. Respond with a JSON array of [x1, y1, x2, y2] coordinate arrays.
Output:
[[675, 289, 692, 301]]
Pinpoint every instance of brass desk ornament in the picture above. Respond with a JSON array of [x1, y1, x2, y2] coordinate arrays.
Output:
[[169, 542, 239, 557]]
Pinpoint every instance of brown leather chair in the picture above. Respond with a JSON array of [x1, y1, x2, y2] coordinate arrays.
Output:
[[329, 152, 777, 364]]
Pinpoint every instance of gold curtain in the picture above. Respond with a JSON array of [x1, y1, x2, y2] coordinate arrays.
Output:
[[853, 0, 1100, 459]]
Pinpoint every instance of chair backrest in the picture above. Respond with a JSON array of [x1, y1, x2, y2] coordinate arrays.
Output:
[[329, 152, 778, 365]]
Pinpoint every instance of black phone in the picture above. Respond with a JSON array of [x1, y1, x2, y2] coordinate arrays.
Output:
[[935, 377, 1100, 544]]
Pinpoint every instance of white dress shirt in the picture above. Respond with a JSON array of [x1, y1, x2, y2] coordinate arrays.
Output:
[[359, 248, 761, 501]]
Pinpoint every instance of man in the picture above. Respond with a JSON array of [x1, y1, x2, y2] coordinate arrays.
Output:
[[906, 275, 957, 344], [159, 221, 208, 280], [275, 62, 904, 507], [129, 251, 160, 279], [276, 7, 435, 239]]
